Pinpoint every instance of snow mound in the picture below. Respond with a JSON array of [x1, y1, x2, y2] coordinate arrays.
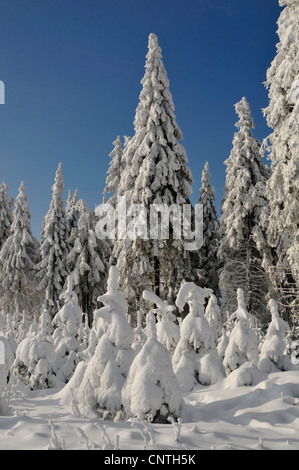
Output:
[[221, 362, 268, 388]]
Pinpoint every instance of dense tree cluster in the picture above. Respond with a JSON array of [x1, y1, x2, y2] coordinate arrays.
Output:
[[0, 1, 298, 420]]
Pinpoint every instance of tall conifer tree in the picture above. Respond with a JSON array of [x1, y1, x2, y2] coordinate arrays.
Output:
[[113, 33, 195, 321], [219, 97, 270, 326], [262, 0, 299, 323], [0, 182, 40, 318], [37, 163, 69, 318], [103, 136, 125, 207], [196, 162, 220, 296], [67, 200, 110, 324]]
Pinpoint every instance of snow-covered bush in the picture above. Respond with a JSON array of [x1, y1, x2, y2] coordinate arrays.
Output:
[[217, 328, 229, 360], [143, 290, 180, 354], [205, 293, 222, 338], [52, 277, 83, 385], [121, 311, 183, 423], [131, 310, 147, 354], [11, 311, 56, 390], [78, 266, 135, 419], [223, 288, 259, 374], [258, 299, 294, 373], [172, 282, 225, 392]]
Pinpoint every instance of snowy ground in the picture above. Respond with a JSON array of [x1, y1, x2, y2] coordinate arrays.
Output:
[[1, 365, 299, 451]]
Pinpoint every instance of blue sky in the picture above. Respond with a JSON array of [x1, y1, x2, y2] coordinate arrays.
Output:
[[0, 0, 282, 237]]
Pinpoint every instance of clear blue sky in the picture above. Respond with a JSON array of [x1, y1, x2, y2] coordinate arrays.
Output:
[[0, 0, 282, 237]]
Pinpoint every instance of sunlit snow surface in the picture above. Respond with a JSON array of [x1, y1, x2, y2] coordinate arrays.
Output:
[[0, 366, 299, 450]]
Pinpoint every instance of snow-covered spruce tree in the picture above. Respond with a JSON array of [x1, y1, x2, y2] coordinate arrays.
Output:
[[262, 0, 299, 324], [195, 162, 220, 295], [258, 299, 294, 373], [78, 266, 135, 419], [0, 182, 40, 320], [52, 275, 83, 385], [67, 199, 110, 324], [143, 289, 180, 354], [103, 136, 125, 207], [121, 310, 183, 423], [37, 163, 69, 318], [223, 288, 259, 374], [113, 33, 195, 323], [218, 97, 271, 327], [172, 282, 226, 392], [0, 182, 13, 251], [11, 310, 56, 390]]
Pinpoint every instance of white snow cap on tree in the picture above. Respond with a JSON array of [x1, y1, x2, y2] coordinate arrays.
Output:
[[121, 308, 183, 423], [175, 282, 213, 313], [258, 299, 293, 373], [173, 282, 225, 391]]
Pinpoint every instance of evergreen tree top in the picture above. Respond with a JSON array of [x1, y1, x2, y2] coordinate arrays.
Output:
[[118, 32, 193, 206], [219, 98, 269, 250], [224, 97, 268, 183], [103, 135, 125, 204], [264, 0, 299, 130], [0, 181, 13, 214], [11, 181, 32, 232], [0, 181, 10, 194], [52, 163, 64, 197], [198, 161, 216, 202], [134, 32, 182, 140], [234, 97, 255, 131]]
